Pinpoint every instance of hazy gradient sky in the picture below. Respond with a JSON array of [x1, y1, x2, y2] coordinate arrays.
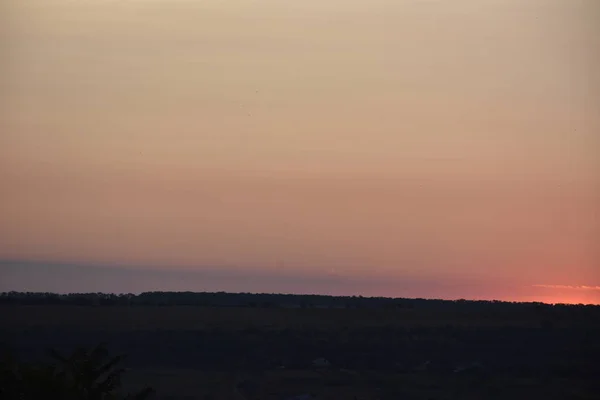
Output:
[[1, 0, 599, 304]]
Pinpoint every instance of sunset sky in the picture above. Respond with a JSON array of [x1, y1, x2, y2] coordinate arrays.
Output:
[[1, 0, 599, 304]]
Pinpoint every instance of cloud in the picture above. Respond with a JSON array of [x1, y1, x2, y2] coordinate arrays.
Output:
[[533, 284, 600, 291]]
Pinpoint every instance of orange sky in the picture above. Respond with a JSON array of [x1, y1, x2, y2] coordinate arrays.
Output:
[[1, 0, 599, 303]]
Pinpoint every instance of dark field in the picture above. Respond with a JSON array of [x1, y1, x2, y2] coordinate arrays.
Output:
[[1, 302, 599, 400]]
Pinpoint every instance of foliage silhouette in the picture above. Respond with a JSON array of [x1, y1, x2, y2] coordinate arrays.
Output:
[[0, 342, 154, 400]]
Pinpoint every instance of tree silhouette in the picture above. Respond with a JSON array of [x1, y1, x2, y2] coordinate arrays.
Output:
[[0, 342, 154, 400]]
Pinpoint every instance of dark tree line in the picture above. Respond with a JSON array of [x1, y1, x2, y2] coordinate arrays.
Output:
[[1, 291, 598, 314]]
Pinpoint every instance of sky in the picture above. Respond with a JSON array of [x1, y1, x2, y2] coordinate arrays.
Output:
[[1, 0, 599, 304]]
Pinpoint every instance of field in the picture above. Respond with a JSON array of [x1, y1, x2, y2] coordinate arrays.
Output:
[[1, 304, 599, 399]]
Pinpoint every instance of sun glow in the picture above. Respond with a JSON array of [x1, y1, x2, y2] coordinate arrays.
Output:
[[529, 285, 600, 305]]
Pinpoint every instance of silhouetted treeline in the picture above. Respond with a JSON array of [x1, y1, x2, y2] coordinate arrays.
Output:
[[1, 291, 598, 312]]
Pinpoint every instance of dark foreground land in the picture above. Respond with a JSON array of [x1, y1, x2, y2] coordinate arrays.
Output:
[[1, 292, 599, 400]]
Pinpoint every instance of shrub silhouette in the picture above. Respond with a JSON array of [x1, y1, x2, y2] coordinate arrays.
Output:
[[0, 342, 154, 400]]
